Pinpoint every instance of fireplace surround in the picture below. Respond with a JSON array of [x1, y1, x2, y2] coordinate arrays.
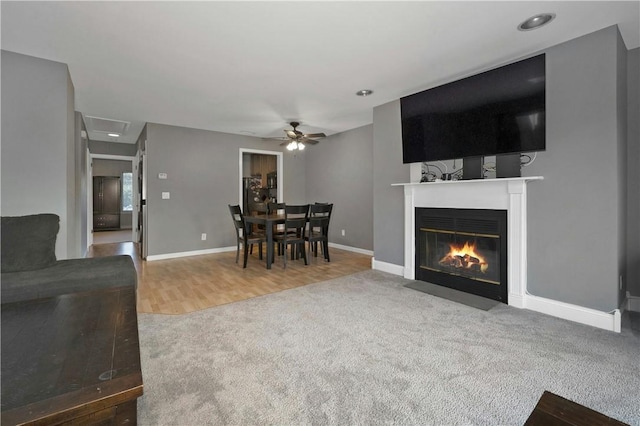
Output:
[[389, 176, 622, 332], [394, 177, 542, 309]]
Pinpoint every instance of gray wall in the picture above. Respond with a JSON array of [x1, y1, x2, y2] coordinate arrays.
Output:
[[65, 70, 78, 258], [77, 112, 89, 256], [89, 140, 138, 156], [371, 27, 630, 312], [372, 100, 410, 266], [525, 26, 626, 312], [616, 30, 628, 306], [628, 47, 640, 297], [93, 159, 133, 229], [305, 125, 374, 251], [145, 123, 306, 257], [1, 50, 78, 259]]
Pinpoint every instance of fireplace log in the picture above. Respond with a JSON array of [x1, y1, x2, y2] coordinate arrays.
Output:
[[464, 254, 480, 264]]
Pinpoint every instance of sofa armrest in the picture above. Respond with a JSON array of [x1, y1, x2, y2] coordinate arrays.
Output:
[[1, 255, 137, 304]]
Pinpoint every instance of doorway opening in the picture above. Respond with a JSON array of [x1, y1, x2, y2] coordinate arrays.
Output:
[[239, 149, 283, 214], [88, 154, 138, 248]]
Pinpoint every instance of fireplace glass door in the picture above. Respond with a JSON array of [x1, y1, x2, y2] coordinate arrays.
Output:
[[416, 208, 507, 302], [421, 230, 500, 284]]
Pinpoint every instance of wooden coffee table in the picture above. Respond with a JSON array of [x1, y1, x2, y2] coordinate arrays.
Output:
[[1, 286, 143, 425]]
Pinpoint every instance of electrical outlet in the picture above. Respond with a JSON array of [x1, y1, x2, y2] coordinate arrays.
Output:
[[201, 233, 207, 241], [341, 229, 345, 237], [162, 192, 170, 199]]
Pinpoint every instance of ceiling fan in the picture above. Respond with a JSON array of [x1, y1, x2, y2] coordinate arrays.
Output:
[[265, 122, 326, 150]]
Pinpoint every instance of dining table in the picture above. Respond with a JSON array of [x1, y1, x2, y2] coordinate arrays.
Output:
[[243, 213, 286, 269]]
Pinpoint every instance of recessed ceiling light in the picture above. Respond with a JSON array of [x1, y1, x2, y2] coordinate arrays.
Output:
[[518, 13, 556, 31], [107, 133, 120, 137], [356, 89, 373, 97]]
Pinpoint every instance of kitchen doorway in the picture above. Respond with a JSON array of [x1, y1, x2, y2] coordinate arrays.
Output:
[[239, 149, 283, 214]]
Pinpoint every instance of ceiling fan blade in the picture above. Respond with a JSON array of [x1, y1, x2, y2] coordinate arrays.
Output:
[[303, 133, 326, 139], [301, 137, 319, 145]]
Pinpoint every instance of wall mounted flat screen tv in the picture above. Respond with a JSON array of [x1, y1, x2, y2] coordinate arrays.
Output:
[[401, 54, 546, 164]]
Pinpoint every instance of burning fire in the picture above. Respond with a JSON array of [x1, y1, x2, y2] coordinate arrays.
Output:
[[439, 241, 488, 273]]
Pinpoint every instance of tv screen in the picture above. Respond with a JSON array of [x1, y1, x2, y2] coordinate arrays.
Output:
[[401, 54, 546, 164]]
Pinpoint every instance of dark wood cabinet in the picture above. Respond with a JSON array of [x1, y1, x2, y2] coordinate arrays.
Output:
[[250, 154, 277, 185], [93, 176, 121, 231]]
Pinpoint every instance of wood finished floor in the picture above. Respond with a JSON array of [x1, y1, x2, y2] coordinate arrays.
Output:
[[87, 242, 371, 315]]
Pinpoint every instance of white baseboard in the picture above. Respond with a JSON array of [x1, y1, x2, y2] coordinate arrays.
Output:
[[146, 246, 236, 261], [371, 258, 404, 276], [328, 242, 373, 256], [524, 293, 621, 332], [628, 295, 640, 312], [507, 293, 525, 309], [147, 243, 370, 262]]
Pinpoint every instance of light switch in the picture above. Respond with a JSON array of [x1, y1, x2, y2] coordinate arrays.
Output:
[[162, 192, 170, 199], [158, 173, 168, 179]]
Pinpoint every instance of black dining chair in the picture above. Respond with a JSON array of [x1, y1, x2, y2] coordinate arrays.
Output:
[[249, 202, 269, 254], [251, 202, 268, 227], [274, 204, 309, 267], [228, 204, 265, 268], [268, 202, 286, 255], [305, 203, 333, 262]]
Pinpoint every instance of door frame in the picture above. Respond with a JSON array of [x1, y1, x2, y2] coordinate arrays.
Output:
[[87, 153, 138, 247], [238, 149, 283, 208]]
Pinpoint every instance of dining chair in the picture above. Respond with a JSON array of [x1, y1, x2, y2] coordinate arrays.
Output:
[[268, 202, 286, 255], [251, 202, 268, 224], [228, 204, 265, 268], [249, 202, 269, 253], [274, 204, 309, 267], [267, 202, 285, 215], [305, 203, 333, 262]]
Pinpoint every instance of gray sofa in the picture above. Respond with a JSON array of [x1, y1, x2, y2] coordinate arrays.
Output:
[[1, 213, 137, 304]]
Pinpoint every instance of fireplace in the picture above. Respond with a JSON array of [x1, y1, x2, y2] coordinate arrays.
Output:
[[391, 177, 620, 332], [416, 208, 507, 303]]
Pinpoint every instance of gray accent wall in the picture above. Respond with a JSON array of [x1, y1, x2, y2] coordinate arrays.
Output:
[[305, 125, 373, 251], [144, 123, 305, 257], [372, 100, 410, 266], [1, 50, 78, 259], [628, 47, 640, 298], [525, 26, 626, 312]]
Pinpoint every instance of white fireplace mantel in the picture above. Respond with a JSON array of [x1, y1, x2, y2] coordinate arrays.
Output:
[[392, 177, 542, 309], [391, 176, 621, 332]]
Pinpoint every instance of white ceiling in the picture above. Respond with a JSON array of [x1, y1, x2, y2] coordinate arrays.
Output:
[[2, 1, 639, 144]]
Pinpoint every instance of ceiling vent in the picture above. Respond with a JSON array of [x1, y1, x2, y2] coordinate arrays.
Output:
[[84, 115, 131, 136]]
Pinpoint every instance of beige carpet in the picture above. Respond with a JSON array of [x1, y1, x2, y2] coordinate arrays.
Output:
[[137, 270, 640, 425]]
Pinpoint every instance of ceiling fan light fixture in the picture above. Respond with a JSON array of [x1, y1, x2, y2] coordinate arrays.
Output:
[[518, 13, 555, 31], [298, 142, 305, 150], [287, 141, 297, 151]]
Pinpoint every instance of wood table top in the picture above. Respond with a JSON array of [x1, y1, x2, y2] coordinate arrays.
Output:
[[1, 286, 143, 425]]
